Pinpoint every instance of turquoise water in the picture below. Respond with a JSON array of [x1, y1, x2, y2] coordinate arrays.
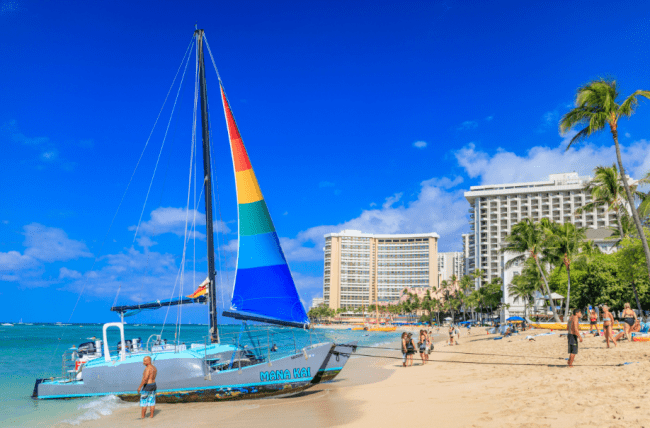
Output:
[[0, 324, 400, 427]]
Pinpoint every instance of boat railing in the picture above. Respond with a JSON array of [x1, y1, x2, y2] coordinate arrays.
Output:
[[61, 349, 79, 379]]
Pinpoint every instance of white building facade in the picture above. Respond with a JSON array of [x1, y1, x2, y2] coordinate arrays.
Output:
[[464, 172, 629, 319], [310, 297, 324, 308], [323, 230, 439, 310], [437, 252, 464, 286], [462, 233, 473, 277]]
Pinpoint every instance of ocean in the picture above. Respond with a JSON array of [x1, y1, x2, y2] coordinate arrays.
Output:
[[0, 323, 401, 427]]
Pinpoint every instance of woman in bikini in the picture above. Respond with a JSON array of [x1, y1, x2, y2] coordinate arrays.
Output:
[[418, 330, 428, 365], [621, 302, 637, 342], [601, 305, 617, 348]]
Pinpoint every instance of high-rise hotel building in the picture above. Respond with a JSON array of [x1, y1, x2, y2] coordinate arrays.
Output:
[[462, 233, 473, 277], [464, 172, 628, 285], [437, 252, 464, 286], [323, 230, 439, 310]]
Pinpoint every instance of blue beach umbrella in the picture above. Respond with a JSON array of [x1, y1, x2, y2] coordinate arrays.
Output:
[[506, 316, 525, 321]]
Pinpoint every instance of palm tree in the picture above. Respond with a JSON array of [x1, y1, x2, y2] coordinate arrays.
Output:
[[511, 258, 546, 318], [574, 240, 602, 270], [608, 213, 636, 240], [470, 269, 486, 322], [577, 164, 639, 240], [560, 79, 650, 282], [542, 222, 586, 319], [421, 289, 434, 325], [458, 275, 474, 321], [501, 218, 560, 322]]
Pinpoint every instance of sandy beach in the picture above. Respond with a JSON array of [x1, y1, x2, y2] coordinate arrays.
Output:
[[52, 329, 650, 428]]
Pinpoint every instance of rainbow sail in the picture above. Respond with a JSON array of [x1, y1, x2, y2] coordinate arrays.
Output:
[[220, 84, 309, 326]]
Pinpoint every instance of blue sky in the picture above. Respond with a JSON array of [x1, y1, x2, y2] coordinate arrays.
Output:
[[2, 0, 650, 323]]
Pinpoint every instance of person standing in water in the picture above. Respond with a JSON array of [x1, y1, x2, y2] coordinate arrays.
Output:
[[567, 309, 583, 368], [137, 356, 157, 418]]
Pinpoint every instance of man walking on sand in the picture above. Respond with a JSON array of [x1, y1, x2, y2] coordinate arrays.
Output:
[[137, 356, 157, 418], [567, 309, 583, 368]]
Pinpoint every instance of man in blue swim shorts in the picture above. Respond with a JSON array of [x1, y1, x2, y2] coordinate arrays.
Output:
[[137, 356, 157, 418]]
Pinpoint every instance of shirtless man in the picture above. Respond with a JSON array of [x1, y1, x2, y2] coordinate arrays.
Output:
[[137, 356, 157, 418], [567, 309, 583, 368]]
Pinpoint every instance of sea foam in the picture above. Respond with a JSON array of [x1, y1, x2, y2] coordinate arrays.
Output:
[[62, 395, 135, 426]]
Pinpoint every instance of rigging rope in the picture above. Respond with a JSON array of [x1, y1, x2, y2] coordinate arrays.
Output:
[[337, 351, 627, 368], [207, 83, 230, 323], [333, 344, 569, 361], [202, 35, 223, 83], [131, 39, 195, 244], [41, 36, 196, 379]]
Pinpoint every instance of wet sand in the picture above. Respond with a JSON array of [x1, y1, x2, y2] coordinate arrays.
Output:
[[55, 329, 650, 427]]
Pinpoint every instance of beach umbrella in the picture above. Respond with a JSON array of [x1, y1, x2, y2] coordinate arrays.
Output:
[[506, 316, 525, 321]]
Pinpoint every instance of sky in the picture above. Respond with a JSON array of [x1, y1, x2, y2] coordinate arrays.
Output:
[[2, 0, 650, 323]]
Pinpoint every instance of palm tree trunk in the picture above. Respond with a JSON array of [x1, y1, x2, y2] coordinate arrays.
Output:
[[631, 280, 642, 313], [615, 210, 624, 240], [612, 129, 650, 283], [533, 254, 561, 322], [564, 261, 571, 320]]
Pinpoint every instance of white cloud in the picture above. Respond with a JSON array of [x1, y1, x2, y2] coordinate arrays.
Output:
[[59, 267, 82, 280], [455, 138, 650, 185], [0, 250, 37, 272], [40, 150, 59, 161], [1, 120, 73, 169], [23, 223, 92, 262], [65, 247, 199, 303], [290, 272, 325, 307], [625, 132, 631, 138], [538, 110, 559, 132], [413, 141, 427, 149], [0, 224, 91, 284], [130, 207, 230, 241], [277, 178, 470, 261], [485, 116, 494, 121], [458, 120, 478, 130], [1, 120, 49, 146]]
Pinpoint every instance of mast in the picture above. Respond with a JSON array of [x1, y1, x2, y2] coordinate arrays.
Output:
[[195, 28, 219, 343]]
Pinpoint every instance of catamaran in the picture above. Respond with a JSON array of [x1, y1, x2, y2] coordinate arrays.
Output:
[[32, 28, 355, 402]]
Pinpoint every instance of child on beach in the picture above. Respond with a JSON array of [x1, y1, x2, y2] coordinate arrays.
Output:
[[567, 308, 583, 368], [401, 332, 408, 367], [448, 325, 455, 345]]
